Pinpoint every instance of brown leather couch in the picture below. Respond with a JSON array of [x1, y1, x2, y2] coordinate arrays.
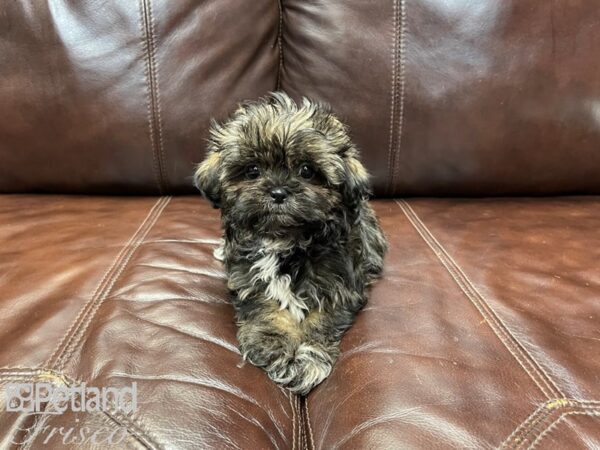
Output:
[[1, 1, 599, 449]]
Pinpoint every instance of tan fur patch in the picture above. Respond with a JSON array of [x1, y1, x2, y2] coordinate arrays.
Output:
[[268, 308, 303, 340], [304, 309, 325, 327], [199, 151, 220, 174], [347, 157, 368, 182]]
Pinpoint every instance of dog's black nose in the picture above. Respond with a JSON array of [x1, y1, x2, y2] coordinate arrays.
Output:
[[270, 187, 288, 203]]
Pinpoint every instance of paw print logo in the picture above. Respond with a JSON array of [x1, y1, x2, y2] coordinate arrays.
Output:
[[5, 383, 34, 413]]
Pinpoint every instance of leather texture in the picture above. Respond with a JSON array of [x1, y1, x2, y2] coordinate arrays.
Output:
[[307, 198, 600, 449], [2, 0, 600, 195], [1, 196, 598, 448], [0, 0, 279, 194], [281, 0, 600, 196], [0, 196, 295, 449], [1, 0, 599, 448]]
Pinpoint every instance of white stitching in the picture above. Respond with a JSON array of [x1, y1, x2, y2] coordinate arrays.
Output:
[[288, 391, 296, 450], [146, 0, 168, 192], [98, 408, 156, 450], [44, 198, 166, 368], [529, 413, 569, 450], [529, 410, 600, 449], [139, 0, 168, 193], [305, 397, 315, 450], [500, 402, 552, 448], [53, 197, 171, 372], [396, 199, 564, 400], [392, 0, 407, 192], [2, 370, 162, 449], [139, 0, 163, 193], [500, 399, 600, 449], [106, 407, 162, 450], [386, 0, 399, 194], [276, 0, 284, 91], [298, 396, 305, 450]]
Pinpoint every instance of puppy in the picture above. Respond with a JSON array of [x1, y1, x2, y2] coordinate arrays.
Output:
[[194, 92, 387, 395]]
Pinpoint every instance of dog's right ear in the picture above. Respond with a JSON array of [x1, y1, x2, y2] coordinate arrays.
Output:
[[194, 150, 222, 209], [195, 119, 230, 208]]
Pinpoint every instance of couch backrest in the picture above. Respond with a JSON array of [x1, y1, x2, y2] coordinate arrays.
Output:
[[1, 0, 599, 196]]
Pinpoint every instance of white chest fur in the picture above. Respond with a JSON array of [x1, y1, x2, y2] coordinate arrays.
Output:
[[249, 246, 308, 322]]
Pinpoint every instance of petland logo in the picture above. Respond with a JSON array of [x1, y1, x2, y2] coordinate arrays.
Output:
[[5, 381, 137, 446], [5, 382, 137, 415]]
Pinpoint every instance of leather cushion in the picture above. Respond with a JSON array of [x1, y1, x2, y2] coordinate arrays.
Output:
[[0, 0, 279, 195], [305, 198, 600, 448], [1, 195, 598, 447], [281, 0, 600, 195]]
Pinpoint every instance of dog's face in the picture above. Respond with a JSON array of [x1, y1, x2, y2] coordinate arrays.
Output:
[[194, 93, 371, 232]]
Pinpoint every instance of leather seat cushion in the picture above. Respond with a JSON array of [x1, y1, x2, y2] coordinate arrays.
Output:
[[1, 195, 598, 448]]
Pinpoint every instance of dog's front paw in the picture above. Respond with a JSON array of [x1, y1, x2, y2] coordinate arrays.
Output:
[[238, 325, 338, 395], [278, 343, 337, 396], [238, 328, 295, 370]]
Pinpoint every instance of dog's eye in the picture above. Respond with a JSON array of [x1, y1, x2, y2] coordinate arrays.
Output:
[[299, 163, 315, 180], [245, 164, 260, 180]]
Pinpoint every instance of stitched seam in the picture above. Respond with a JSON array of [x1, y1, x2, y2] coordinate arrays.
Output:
[[54, 197, 170, 371], [44, 198, 166, 368], [288, 391, 296, 450], [528, 413, 569, 450], [51, 197, 171, 372], [0, 369, 66, 383], [298, 396, 306, 450], [147, 0, 168, 193], [397, 200, 563, 398], [45, 197, 167, 369], [529, 410, 600, 450], [0, 376, 43, 382], [2, 370, 161, 449], [139, 0, 161, 192], [292, 394, 306, 449], [0, 368, 43, 377], [396, 200, 560, 399], [396, 200, 564, 400], [21, 409, 51, 450], [105, 407, 162, 450], [67, 374, 162, 449], [304, 397, 315, 450], [301, 397, 308, 450], [99, 409, 155, 450], [501, 399, 600, 449], [140, 0, 168, 194], [500, 402, 552, 449], [400, 201, 566, 399], [275, 0, 284, 91], [386, 0, 399, 195], [65, 372, 163, 449], [392, 0, 407, 192]]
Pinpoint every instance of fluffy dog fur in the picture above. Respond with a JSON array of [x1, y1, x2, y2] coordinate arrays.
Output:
[[194, 92, 387, 395]]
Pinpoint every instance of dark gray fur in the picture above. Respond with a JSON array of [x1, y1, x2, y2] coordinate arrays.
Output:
[[194, 92, 387, 395]]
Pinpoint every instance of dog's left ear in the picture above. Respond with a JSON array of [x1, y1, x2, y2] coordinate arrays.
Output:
[[310, 104, 372, 209], [340, 145, 371, 210], [194, 150, 223, 209]]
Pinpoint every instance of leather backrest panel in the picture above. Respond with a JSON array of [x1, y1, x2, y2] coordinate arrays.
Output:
[[281, 0, 600, 195], [0, 0, 279, 194], [2, 1, 599, 195]]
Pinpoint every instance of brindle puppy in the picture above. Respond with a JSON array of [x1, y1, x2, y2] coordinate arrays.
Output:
[[194, 92, 387, 395]]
